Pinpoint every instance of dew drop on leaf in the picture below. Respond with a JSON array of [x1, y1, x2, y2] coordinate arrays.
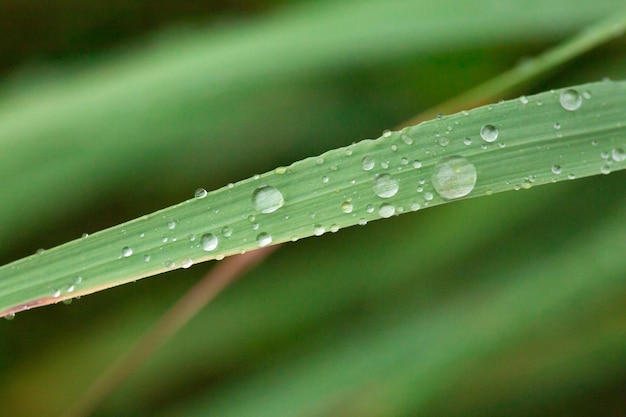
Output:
[[194, 188, 207, 199], [200, 233, 218, 252], [121, 247, 133, 257], [480, 125, 498, 142], [256, 232, 272, 247], [372, 174, 399, 198], [378, 203, 395, 218], [252, 185, 284, 214], [341, 201, 353, 214], [559, 89, 582, 111], [612, 148, 625, 162], [361, 156, 375, 171], [551, 164, 562, 175], [431, 156, 477, 200]]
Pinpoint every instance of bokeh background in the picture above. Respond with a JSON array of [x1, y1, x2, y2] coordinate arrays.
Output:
[[0, 1, 625, 416]]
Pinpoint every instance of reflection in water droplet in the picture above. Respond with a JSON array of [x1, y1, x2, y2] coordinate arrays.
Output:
[[372, 174, 399, 198], [431, 156, 477, 200], [559, 89, 582, 111], [194, 188, 207, 199], [121, 247, 133, 257], [256, 232, 272, 247], [201, 233, 218, 251], [480, 125, 498, 142], [378, 203, 395, 218], [252, 185, 284, 214], [361, 156, 375, 171]]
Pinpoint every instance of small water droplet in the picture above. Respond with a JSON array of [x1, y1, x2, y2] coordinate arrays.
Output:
[[361, 156, 375, 171], [313, 225, 325, 236], [372, 174, 399, 198], [194, 188, 208, 199], [252, 185, 285, 214], [553, 122, 561, 130], [438, 137, 449, 147], [144, 254, 151, 262], [431, 156, 477, 200], [62, 299, 73, 305], [167, 220, 177, 230], [200, 233, 218, 251], [401, 134, 413, 145], [612, 148, 625, 162], [382, 130, 392, 138], [181, 258, 193, 269], [480, 125, 498, 142], [412, 160, 422, 169], [322, 176, 329, 184], [559, 89, 582, 111], [600, 165, 611, 174], [330, 224, 340, 233], [391, 144, 398, 152], [378, 203, 395, 218], [366, 204, 374, 214], [4, 313, 16, 320], [551, 164, 562, 175], [341, 201, 353, 214], [256, 232, 272, 247], [380, 161, 389, 169], [121, 247, 133, 257], [463, 137, 472, 146], [164, 259, 175, 269], [424, 192, 434, 201], [222, 226, 233, 237], [519, 96, 529, 104], [410, 202, 421, 211], [316, 157, 325, 165], [52, 289, 61, 298], [344, 148, 353, 156], [567, 173, 576, 180], [400, 157, 409, 166], [36, 248, 45, 255], [274, 166, 287, 174], [81, 233, 89, 238]]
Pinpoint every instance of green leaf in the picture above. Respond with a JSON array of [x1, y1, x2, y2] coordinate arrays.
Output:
[[1, 80, 625, 315]]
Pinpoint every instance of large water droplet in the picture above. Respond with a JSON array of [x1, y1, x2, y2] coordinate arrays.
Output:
[[480, 125, 498, 142], [256, 232, 272, 247], [559, 89, 582, 111], [361, 156, 375, 171], [252, 185, 284, 214], [372, 174, 399, 198], [431, 156, 477, 200], [121, 247, 133, 257], [200, 233, 218, 251]]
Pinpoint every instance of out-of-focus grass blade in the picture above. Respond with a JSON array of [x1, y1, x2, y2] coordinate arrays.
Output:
[[1, 80, 625, 316]]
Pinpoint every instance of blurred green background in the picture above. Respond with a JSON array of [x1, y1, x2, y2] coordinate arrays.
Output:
[[0, 1, 625, 416]]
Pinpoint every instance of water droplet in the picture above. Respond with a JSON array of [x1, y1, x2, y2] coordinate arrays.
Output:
[[274, 166, 287, 174], [4, 313, 16, 320], [256, 232, 272, 247], [401, 134, 413, 145], [438, 137, 449, 147], [378, 203, 395, 218], [341, 201, 353, 214], [121, 247, 133, 257], [424, 192, 434, 201], [412, 160, 422, 169], [365, 204, 374, 214], [372, 174, 399, 198], [382, 130, 392, 138], [144, 254, 151, 262], [400, 157, 409, 166], [181, 258, 193, 269], [330, 224, 340, 233], [322, 176, 329, 184], [612, 148, 625, 162], [167, 220, 177, 230], [380, 161, 389, 169], [431, 156, 477, 200], [410, 202, 421, 211], [600, 165, 611, 174], [344, 148, 353, 156], [313, 225, 325, 236], [519, 96, 529, 104], [36, 248, 45, 255], [164, 259, 175, 269], [559, 89, 582, 111], [553, 122, 561, 130], [316, 157, 325, 165], [222, 226, 233, 237], [480, 125, 498, 142], [361, 156, 375, 171], [62, 299, 73, 305], [551, 164, 562, 175], [52, 289, 61, 298], [200, 233, 218, 251], [194, 188, 208, 199], [391, 144, 398, 152], [463, 137, 472, 146], [252, 185, 284, 214]]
